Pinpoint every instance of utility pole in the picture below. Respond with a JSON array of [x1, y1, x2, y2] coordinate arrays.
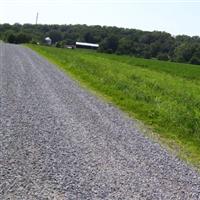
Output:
[[36, 12, 39, 25]]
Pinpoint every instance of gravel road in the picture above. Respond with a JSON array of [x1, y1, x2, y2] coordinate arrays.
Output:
[[0, 43, 200, 200]]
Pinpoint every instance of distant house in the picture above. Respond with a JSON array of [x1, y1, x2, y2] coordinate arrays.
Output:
[[76, 42, 99, 50], [45, 37, 52, 45]]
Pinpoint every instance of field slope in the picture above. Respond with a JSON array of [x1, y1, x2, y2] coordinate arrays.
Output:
[[28, 44, 200, 167]]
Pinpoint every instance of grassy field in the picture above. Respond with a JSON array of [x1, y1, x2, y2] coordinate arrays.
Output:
[[27, 44, 200, 168]]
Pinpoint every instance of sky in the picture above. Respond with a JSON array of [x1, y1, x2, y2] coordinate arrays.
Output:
[[0, 0, 200, 36]]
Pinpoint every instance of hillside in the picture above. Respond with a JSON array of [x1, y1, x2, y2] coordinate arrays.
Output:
[[28, 44, 200, 167], [1, 23, 200, 65]]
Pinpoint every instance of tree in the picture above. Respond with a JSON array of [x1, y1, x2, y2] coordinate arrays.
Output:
[[15, 33, 32, 44], [84, 32, 95, 43], [117, 38, 132, 54], [190, 49, 200, 65], [7, 33, 17, 43], [48, 31, 63, 44], [5, 31, 32, 44], [1, 23, 200, 65], [100, 35, 119, 53], [190, 55, 200, 65], [157, 53, 169, 61], [174, 43, 193, 63]]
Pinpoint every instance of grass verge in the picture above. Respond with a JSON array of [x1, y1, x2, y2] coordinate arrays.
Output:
[[27, 44, 200, 169]]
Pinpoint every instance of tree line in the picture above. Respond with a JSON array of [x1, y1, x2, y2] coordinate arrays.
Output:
[[1, 23, 200, 65]]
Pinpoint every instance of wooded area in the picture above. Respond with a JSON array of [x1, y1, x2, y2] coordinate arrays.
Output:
[[1, 23, 200, 65]]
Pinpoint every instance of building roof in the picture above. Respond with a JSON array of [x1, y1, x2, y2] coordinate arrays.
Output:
[[45, 37, 52, 41], [76, 42, 99, 48]]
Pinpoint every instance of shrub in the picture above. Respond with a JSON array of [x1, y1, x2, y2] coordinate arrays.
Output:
[[157, 53, 169, 61]]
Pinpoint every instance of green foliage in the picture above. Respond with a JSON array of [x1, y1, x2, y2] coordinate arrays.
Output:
[[190, 55, 200, 65], [4, 30, 32, 44], [117, 37, 132, 54], [55, 41, 66, 48], [84, 32, 95, 43], [157, 53, 169, 61], [48, 30, 63, 44], [1, 23, 200, 65], [16, 33, 32, 44], [6, 33, 16, 43], [28, 45, 200, 166], [100, 35, 119, 53], [174, 43, 200, 64], [174, 43, 193, 62], [30, 40, 37, 44]]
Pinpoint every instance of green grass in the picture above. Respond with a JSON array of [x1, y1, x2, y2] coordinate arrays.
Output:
[[27, 44, 200, 168]]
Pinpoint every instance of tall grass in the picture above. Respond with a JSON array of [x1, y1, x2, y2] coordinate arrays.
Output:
[[28, 45, 200, 167]]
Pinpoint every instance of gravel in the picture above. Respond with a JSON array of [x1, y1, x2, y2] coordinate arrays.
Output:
[[0, 43, 200, 200]]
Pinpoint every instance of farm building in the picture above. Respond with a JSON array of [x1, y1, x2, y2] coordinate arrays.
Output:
[[44, 37, 52, 45], [76, 42, 99, 50]]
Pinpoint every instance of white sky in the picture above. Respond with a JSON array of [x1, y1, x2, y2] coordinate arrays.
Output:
[[0, 0, 200, 36]]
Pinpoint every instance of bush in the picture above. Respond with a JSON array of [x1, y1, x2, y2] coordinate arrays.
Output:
[[6, 32, 32, 44], [157, 53, 169, 61], [7, 33, 17, 43], [55, 41, 65, 48], [16, 33, 32, 44], [190, 55, 200, 65], [30, 40, 37, 44]]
